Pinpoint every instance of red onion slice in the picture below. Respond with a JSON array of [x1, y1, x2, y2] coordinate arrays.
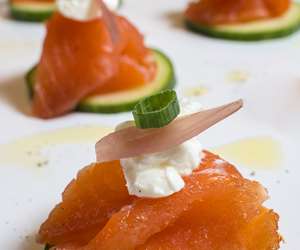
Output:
[[96, 99, 243, 162]]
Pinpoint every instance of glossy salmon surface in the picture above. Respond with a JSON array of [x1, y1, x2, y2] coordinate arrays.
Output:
[[38, 152, 281, 249], [33, 13, 155, 118], [185, 0, 291, 25]]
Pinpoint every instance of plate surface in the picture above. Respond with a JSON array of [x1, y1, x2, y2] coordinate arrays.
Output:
[[0, 0, 300, 249]]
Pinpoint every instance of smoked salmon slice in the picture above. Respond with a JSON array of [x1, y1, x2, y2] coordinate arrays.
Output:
[[38, 152, 281, 250], [185, 0, 291, 25], [138, 208, 280, 250], [33, 12, 155, 118], [33, 12, 118, 118], [92, 17, 156, 94], [38, 161, 133, 246]]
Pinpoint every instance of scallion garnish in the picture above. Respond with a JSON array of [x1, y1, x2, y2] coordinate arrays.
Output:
[[133, 90, 180, 129]]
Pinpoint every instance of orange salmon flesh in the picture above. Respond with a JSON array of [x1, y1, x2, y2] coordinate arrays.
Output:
[[185, 0, 291, 25], [38, 151, 281, 250], [33, 13, 156, 118]]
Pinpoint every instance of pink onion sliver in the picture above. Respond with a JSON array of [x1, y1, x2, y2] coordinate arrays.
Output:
[[95, 99, 243, 163]]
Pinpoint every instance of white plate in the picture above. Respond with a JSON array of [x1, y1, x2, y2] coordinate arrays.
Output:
[[0, 0, 300, 249]]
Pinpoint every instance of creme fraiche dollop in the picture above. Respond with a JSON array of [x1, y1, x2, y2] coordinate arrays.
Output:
[[57, 0, 121, 21], [57, 0, 102, 20], [118, 99, 204, 198]]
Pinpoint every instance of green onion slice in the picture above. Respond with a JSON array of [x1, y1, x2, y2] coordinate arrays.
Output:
[[133, 90, 180, 129]]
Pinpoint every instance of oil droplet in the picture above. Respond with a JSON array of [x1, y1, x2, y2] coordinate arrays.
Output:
[[0, 125, 112, 167], [226, 70, 249, 84], [211, 137, 282, 170], [184, 86, 209, 97]]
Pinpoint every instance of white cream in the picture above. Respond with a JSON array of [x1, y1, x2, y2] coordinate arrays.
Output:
[[57, 0, 121, 21], [57, 0, 101, 21], [121, 139, 202, 198], [119, 99, 204, 198], [115, 121, 135, 131], [180, 98, 203, 116]]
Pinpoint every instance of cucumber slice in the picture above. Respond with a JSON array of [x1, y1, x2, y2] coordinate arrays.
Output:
[[185, 3, 300, 41], [10, 1, 56, 22], [26, 49, 176, 114], [79, 50, 175, 113], [10, 0, 123, 22]]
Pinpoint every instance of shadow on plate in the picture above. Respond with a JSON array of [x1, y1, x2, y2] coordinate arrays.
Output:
[[21, 234, 43, 250], [0, 74, 32, 115]]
